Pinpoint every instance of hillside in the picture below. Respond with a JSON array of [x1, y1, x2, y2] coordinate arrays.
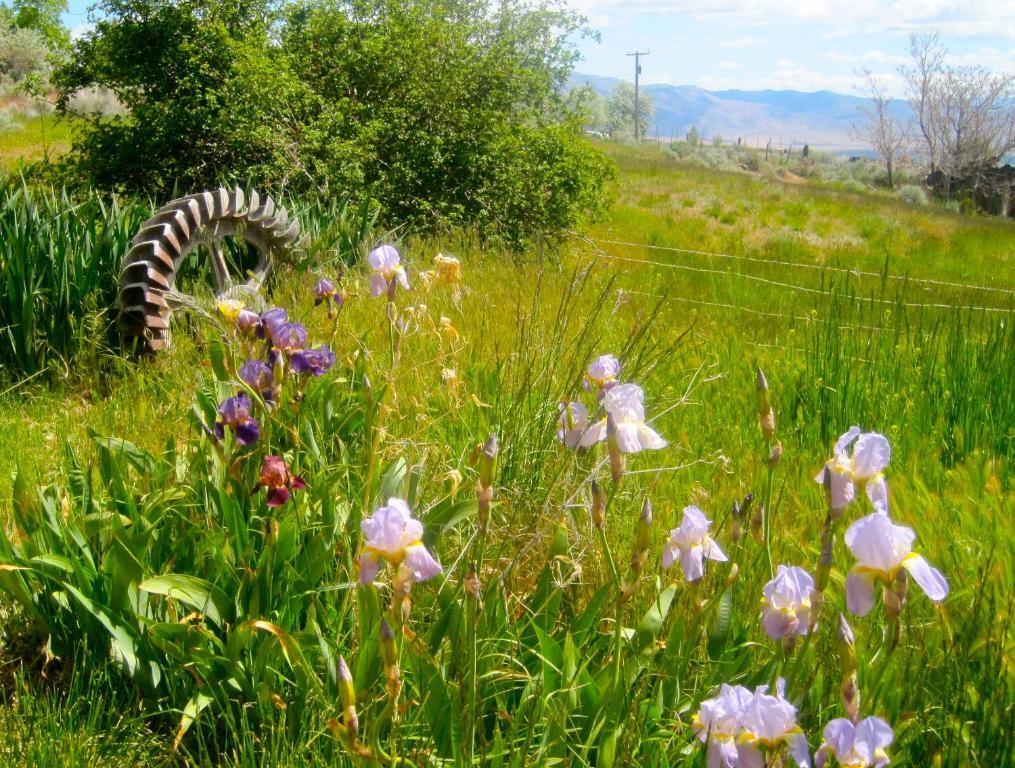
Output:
[[571, 73, 911, 151]]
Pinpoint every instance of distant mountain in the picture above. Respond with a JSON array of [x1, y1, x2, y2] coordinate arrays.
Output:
[[569, 74, 911, 152]]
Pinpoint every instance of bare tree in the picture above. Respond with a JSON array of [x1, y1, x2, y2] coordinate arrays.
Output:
[[900, 33, 1015, 198], [900, 33, 946, 171], [852, 69, 911, 189]]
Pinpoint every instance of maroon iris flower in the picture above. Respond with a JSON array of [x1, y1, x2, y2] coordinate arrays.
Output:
[[257, 455, 306, 507], [214, 393, 260, 446], [289, 344, 336, 376]]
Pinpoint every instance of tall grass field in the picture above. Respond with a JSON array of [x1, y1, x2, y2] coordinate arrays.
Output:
[[0, 140, 1012, 767]]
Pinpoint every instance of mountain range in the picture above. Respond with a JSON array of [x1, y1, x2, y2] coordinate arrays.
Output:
[[570, 73, 911, 152]]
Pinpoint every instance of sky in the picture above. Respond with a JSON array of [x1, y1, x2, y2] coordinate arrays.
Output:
[[61, 1, 1014, 96], [566, 0, 1015, 95]]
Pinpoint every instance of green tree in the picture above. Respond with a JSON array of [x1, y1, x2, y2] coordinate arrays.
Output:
[[605, 80, 653, 140], [56, 0, 611, 246], [8, 0, 68, 50]]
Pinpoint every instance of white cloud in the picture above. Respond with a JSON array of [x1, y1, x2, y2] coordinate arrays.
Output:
[[567, 1, 1015, 38], [70, 23, 94, 41], [716, 60, 744, 70], [823, 49, 910, 66]]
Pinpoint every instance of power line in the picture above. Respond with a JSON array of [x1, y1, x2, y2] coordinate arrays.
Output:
[[585, 236, 1015, 297], [626, 51, 650, 142]]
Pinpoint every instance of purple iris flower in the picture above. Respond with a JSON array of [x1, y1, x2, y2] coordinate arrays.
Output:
[[289, 344, 337, 376], [239, 359, 273, 399], [214, 393, 260, 446], [314, 278, 343, 307], [236, 309, 261, 337], [273, 322, 309, 353], [258, 308, 288, 342]]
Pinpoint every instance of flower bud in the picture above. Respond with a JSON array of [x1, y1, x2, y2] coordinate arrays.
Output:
[[730, 498, 742, 543], [756, 367, 776, 439], [724, 563, 740, 587], [607, 411, 625, 483], [635, 497, 653, 553], [380, 617, 402, 703], [591, 479, 606, 531], [465, 561, 482, 606], [479, 433, 498, 489], [337, 656, 359, 744], [767, 440, 782, 468]]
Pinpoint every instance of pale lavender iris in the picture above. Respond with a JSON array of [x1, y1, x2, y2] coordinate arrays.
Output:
[[761, 565, 815, 640], [556, 401, 604, 449], [368, 244, 409, 298], [214, 393, 259, 446], [289, 344, 336, 376], [662, 505, 728, 583], [816, 717, 893, 767], [358, 498, 441, 585], [844, 513, 949, 616], [815, 427, 892, 514]]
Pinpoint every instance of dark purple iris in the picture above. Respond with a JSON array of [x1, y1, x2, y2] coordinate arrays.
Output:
[[258, 308, 289, 341], [214, 393, 260, 446], [289, 344, 337, 376], [239, 359, 273, 399], [313, 278, 343, 307], [273, 322, 309, 353]]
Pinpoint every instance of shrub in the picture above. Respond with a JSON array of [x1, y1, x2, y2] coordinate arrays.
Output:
[[54, 0, 610, 247], [897, 183, 928, 206]]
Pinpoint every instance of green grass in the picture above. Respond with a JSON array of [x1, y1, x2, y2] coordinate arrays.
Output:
[[0, 114, 78, 168], [0, 143, 1013, 766]]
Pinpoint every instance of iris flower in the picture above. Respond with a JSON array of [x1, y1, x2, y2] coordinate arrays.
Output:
[[217, 298, 245, 322], [693, 684, 754, 768], [239, 359, 273, 400], [289, 344, 336, 376], [737, 681, 811, 767], [214, 393, 259, 446], [815, 717, 892, 768], [236, 309, 261, 337], [815, 427, 891, 514], [584, 354, 620, 392], [314, 278, 343, 306], [556, 401, 604, 449], [257, 455, 306, 507], [358, 498, 442, 585], [272, 322, 309, 353], [601, 383, 667, 453], [761, 565, 815, 640], [433, 253, 461, 286], [368, 245, 409, 298], [259, 308, 289, 342], [844, 513, 948, 616], [662, 505, 728, 582]]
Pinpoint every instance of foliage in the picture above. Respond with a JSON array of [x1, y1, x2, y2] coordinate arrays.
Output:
[[2, 0, 69, 51], [896, 183, 928, 206], [1, 143, 1013, 765], [0, 174, 374, 378], [603, 80, 654, 141], [52, 0, 611, 247], [0, 23, 50, 81]]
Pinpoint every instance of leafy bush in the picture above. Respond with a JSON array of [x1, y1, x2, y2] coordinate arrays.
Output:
[[896, 183, 928, 205], [53, 0, 612, 247]]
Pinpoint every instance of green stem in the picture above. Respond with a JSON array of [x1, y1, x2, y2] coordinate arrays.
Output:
[[763, 440, 775, 578]]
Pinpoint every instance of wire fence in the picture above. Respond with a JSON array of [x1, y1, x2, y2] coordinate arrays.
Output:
[[584, 235, 1015, 298], [573, 233, 1015, 315]]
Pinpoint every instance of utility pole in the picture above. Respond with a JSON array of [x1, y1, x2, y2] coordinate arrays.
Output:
[[626, 50, 650, 141]]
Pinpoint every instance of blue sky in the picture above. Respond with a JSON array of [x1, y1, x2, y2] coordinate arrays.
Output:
[[63, 1, 1014, 96], [567, 0, 1014, 95]]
